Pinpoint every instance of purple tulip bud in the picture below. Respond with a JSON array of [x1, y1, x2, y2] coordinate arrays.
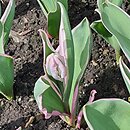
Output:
[[46, 53, 67, 81]]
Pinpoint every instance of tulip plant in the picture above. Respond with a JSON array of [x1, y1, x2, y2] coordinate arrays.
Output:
[[91, 0, 123, 63], [0, 0, 15, 100], [34, 2, 130, 129], [37, 0, 68, 38], [91, 0, 130, 94]]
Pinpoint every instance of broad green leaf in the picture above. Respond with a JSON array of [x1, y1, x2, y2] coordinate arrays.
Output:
[[91, 20, 120, 62], [1, 0, 15, 46], [34, 76, 65, 115], [0, 54, 14, 100], [57, 2, 74, 108], [69, 18, 92, 111], [97, 0, 130, 61], [119, 58, 130, 93], [83, 99, 130, 130]]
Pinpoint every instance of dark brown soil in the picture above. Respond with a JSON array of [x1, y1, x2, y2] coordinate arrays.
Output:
[[0, 0, 130, 130]]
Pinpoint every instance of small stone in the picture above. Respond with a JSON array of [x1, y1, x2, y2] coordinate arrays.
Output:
[[26, 2, 29, 6], [90, 79, 94, 84], [29, 98, 34, 102], [0, 100, 4, 106], [92, 60, 98, 66], [103, 49, 109, 55], [18, 97, 22, 102]]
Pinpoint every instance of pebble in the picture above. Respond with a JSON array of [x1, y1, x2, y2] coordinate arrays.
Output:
[[90, 79, 94, 84], [29, 98, 34, 102], [92, 60, 98, 66], [103, 49, 109, 55]]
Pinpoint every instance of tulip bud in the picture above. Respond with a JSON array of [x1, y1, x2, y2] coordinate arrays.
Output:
[[46, 53, 67, 81]]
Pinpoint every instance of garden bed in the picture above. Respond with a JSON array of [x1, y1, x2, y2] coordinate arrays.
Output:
[[0, 0, 129, 129]]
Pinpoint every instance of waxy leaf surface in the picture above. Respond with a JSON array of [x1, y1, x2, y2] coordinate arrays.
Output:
[[1, 0, 15, 46], [0, 54, 14, 100], [34, 76, 65, 117], [69, 18, 92, 112], [83, 99, 130, 130], [57, 3, 74, 108]]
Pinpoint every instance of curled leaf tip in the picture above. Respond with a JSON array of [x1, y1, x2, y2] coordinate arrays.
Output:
[[88, 90, 97, 103]]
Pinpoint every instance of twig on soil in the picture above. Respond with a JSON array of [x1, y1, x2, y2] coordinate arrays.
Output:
[[25, 116, 35, 128]]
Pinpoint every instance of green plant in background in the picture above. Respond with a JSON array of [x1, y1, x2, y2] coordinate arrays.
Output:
[[91, 0, 130, 94], [0, 0, 15, 100], [91, 0, 123, 63], [34, 2, 130, 129], [37, 0, 68, 38]]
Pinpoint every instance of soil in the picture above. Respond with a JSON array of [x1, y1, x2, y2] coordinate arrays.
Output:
[[0, 0, 130, 130]]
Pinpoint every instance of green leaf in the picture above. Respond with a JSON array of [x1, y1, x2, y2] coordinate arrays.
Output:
[[48, 0, 68, 38], [0, 21, 4, 54], [83, 99, 130, 130], [108, 0, 123, 6], [37, 0, 68, 38], [48, 4, 61, 38], [69, 18, 92, 111], [57, 2, 74, 109], [0, 54, 14, 100], [97, 0, 130, 61], [119, 58, 130, 94], [57, 0, 68, 10], [34, 76, 65, 115], [38, 29, 54, 65], [1, 0, 15, 46], [37, 0, 68, 18], [37, 0, 56, 17], [91, 20, 120, 62]]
